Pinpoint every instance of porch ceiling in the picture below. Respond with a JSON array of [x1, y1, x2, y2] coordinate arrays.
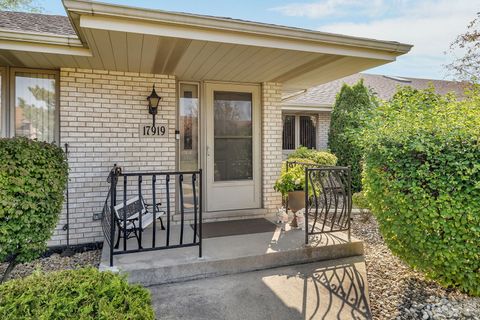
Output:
[[0, 0, 412, 91]]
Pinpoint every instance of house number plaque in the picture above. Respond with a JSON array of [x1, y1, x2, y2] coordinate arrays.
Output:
[[139, 121, 168, 138]]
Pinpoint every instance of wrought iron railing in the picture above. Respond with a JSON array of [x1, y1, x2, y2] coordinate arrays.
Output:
[[101, 165, 202, 267], [304, 166, 352, 244]]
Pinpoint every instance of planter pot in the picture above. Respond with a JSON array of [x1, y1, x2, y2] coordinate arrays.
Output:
[[288, 190, 305, 228]]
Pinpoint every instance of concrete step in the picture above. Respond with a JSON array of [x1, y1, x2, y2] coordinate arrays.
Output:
[[100, 223, 364, 286], [149, 256, 371, 320]]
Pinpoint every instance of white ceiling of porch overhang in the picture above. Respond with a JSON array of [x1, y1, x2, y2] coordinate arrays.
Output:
[[0, 0, 412, 91]]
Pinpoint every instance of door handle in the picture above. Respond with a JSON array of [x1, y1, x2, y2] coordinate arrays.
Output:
[[207, 145, 210, 157]]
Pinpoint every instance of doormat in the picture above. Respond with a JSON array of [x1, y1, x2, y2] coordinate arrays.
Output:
[[192, 218, 277, 239]]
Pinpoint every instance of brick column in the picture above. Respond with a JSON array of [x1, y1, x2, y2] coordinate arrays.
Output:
[[317, 111, 331, 150], [262, 82, 283, 212]]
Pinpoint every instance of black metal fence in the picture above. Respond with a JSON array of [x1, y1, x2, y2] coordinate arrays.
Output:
[[304, 166, 352, 244], [101, 165, 202, 267]]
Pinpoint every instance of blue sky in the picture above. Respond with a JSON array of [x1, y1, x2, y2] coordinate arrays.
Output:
[[42, 0, 479, 80]]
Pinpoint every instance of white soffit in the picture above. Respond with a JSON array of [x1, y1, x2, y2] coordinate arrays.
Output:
[[0, 0, 412, 91]]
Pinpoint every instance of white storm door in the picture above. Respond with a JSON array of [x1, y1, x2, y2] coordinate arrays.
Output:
[[205, 83, 261, 212]]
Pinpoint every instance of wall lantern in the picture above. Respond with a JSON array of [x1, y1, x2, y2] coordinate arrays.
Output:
[[147, 85, 161, 126]]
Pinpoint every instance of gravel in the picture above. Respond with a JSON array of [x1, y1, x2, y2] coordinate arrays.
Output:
[[0, 249, 101, 281], [350, 212, 480, 320]]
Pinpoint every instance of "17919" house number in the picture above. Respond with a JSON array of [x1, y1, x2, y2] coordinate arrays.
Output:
[[142, 125, 166, 136]]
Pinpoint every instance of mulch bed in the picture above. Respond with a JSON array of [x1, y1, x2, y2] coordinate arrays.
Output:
[[0, 245, 102, 282]]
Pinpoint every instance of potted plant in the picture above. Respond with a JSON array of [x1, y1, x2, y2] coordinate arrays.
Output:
[[274, 164, 307, 227]]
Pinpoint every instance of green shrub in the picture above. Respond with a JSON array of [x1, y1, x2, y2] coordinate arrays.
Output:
[[274, 160, 314, 195], [0, 137, 68, 265], [363, 86, 480, 296], [0, 267, 155, 319], [287, 146, 338, 166], [276, 148, 337, 197], [328, 80, 377, 191], [352, 191, 370, 210]]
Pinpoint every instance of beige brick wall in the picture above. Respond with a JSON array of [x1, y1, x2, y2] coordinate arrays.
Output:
[[317, 111, 331, 150], [51, 68, 176, 246], [50, 73, 286, 246], [262, 82, 283, 212]]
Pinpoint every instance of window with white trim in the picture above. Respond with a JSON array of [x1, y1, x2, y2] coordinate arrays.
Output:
[[0, 67, 59, 143], [282, 114, 317, 150]]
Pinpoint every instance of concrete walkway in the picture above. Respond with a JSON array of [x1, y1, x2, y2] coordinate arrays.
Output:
[[149, 256, 371, 320]]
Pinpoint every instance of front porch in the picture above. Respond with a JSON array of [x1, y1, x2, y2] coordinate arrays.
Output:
[[100, 219, 364, 286], [99, 163, 358, 286]]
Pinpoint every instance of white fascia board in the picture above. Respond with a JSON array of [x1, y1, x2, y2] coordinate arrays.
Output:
[[281, 104, 332, 112], [0, 29, 83, 47], [79, 15, 398, 61], [0, 39, 92, 56], [0, 29, 91, 56], [64, 0, 412, 55]]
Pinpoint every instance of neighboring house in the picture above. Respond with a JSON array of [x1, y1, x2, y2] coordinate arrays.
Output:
[[281, 73, 470, 157], [0, 0, 411, 246]]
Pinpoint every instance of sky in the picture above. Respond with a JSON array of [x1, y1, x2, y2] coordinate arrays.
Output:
[[41, 0, 480, 80]]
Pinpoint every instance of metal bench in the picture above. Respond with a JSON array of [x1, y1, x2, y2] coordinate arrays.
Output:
[[113, 196, 165, 249]]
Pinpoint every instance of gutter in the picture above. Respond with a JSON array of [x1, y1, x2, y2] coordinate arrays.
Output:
[[281, 103, 332, 112], [0, 28, 83, 47], [62, 0, 412, 55]]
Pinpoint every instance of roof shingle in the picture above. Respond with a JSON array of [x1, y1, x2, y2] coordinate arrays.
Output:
[[0, 11, 76, 36], [284, 73, 470, 106]]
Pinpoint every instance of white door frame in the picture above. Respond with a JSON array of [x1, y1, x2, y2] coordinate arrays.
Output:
[[202, 81, 261, 212]]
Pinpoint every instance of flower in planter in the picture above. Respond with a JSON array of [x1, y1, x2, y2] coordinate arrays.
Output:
[[273, 164, 307, 196]]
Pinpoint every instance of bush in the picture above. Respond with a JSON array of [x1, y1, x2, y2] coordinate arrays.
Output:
[[275, 148, 337, 197], [274, 159, 315, 195], [287, 146, 338, 166], [362, 86, 480, 296], [0, 268, 155, 319], [0, 137, 68, 266], [352, 191, 370, 210], [328, 80, 377, 191]]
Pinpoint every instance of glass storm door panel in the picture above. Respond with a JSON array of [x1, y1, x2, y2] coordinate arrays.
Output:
[[179, 83, 199, 212], [213, 91, 253, 181], [205, 83, 261, 212]]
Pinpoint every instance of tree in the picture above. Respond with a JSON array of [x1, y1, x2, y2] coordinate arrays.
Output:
[[447, 12, 480, 82], [328, 80, 377, 192], [0, 0, 42, 12]]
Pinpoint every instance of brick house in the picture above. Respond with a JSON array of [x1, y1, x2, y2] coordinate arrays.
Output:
[[0, 0, 411, 248], [281, 73, 469, 158]]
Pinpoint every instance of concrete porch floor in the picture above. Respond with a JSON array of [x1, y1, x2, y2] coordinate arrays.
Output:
[[100, 217, 364, 286]]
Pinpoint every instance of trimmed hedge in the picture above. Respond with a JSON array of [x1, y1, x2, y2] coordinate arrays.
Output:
[[287, 146, 338, 166], [0, 268, 155, 319], [328, 80, 377, 191], [363, 86, 480, 296], [0, 137, 68, 264]]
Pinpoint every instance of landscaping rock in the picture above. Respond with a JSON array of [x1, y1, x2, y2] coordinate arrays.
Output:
[[351, 215, 480, 320], [0, 249, 101, 281]]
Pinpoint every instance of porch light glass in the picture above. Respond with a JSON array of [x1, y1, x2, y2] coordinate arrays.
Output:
[[147, 85, 161, 115]]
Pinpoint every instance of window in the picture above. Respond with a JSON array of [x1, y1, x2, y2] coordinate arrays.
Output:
[[282, 115, 295, 150], [282, 114, 317, 150], [299, 115, 316, 149], [0, 67, 5, 137], [0, 68, 59, 143], [179, 83, 199, 170]]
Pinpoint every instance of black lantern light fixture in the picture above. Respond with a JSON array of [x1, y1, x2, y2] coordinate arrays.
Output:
[[147, 85, 161, 126]]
